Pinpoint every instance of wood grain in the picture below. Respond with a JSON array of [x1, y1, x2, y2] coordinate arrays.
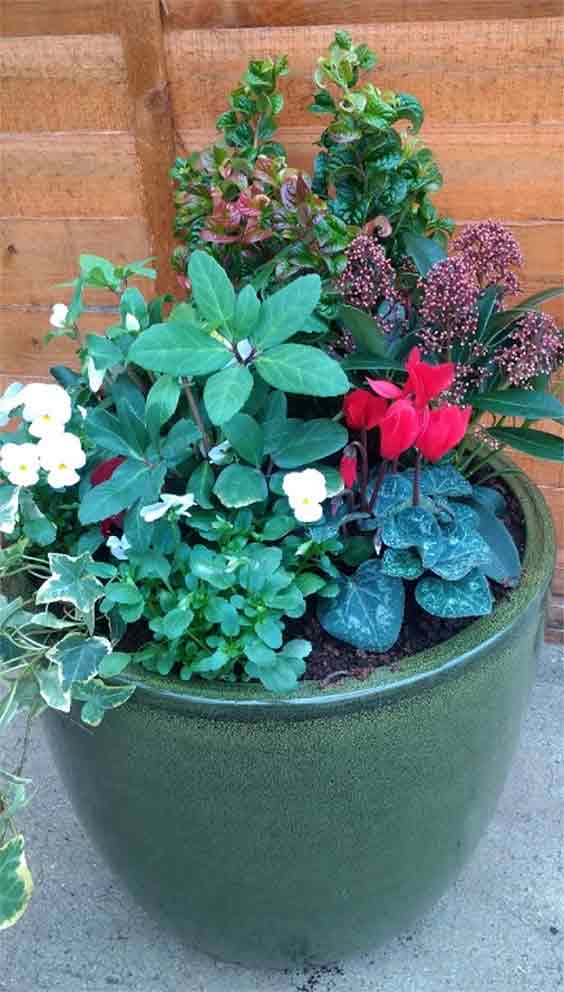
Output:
[[0, 309, 107, 382], [167, 19, 564, 130], [0, 218, 150, 306], [118, 0, 178, 295], [1, 0, 116, 36], [1, 132, 142, 218]]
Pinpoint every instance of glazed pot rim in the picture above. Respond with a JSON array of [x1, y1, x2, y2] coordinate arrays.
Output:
[[113, 462, 555, 717]]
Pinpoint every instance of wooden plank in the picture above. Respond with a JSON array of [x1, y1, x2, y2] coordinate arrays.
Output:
[[1, 132, 143, 218], [0, 35, 130, 132], [1, 0, 116, 36], [167, 19, 564, 130], [0, 218, 150, 306], [177, 123, 564, 223], [0, 309, 109, 384], [118, 0, 178, 296], [164, 0, 564, 30]]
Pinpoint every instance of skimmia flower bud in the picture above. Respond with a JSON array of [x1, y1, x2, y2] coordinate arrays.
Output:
[[337, 235, 397, 312], [453, 220, 523, 296]]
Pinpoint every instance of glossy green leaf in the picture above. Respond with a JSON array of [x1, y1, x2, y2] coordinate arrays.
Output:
[[430, 524, 491, 581], [338, 305, 388, 357], [213, 464, 268, 507], [85, 408, 142, 459], [381, 547, 424, 579], [469, 389, 564, 422], [317, 559, 404, 651], [161, 417, 201, 463], [79, 459, 166, 524], [402, 232, 446, 276], [234, 284, 261, 341], [145, 376, 181, 440], [341, 353, 404, 372], [223, 413, 264, 466], [470, 500, 521, 587], [255, 344, 349, 396], [382, 506, 445, 568], [486, 427, 564, 462], [272, 418, 348, 469], [188, 250, 236, 333], [204, 363, 254, 426], [19, 491, 56, 546], [128, 321, 230, 376], [253, 274, 321, 348]]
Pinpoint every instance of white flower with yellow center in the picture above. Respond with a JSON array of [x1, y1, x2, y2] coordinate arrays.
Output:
[[37, 432, 86, 489], [140, 492, 196, 523], [0, 442, 40, 487], [49, 303, 69, 329], [282, 468, 328, 523], [19, 383, 72, 438]]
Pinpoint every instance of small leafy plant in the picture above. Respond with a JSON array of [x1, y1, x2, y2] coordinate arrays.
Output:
[[1, 32, 563, 930]]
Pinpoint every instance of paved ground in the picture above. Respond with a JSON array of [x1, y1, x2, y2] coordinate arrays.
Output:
[[1, 643, 563, 992]]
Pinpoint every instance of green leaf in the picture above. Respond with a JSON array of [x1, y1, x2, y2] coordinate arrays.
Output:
[[85, 333, 122, 370], [486, 426, 564, 462], [213, 464, 268, 507], [0, 836, 33, 931], [128, 321, 230, 377], [48, 634, 112, 689], [19, 491, 56, 546], [382, 506, 445, 568], [189, 461, 214, 508], [262, 391, 287, 454], [79, 459, 166, 524], [161, 417, 201, 462], [255, 617, 283, 649], [188, 250, 236, 333], [72, 679, 135, 726], [223, 413, 264, 466], [85, 408, 144, 459], [469, 389, 564, 423], [160, 606, 194, 639], [145, 376, 181, 440], [98, 651, 131, 677], [417, 465, 473, 498], [271, 418, 348, 469], [36, 553, 104, 619], [515, 286, 564, 309], [381, 547, 424, 579], [190, 545, 233, 590], [470, 501, 521, 587], [234, 285, 261, 341], [253, 275, 321, 348], [338, 306, 388, 357], [204, 363, 254, 426], [261, 514, 295, 540], [317, 560, 404, 651], [415, 568, 493, 618], [341, 353, 404, 372], [295, 572, 327, 596], [36, 663, 71, 712], [430, 524, 491, 581], [255, 344, 349, 396], [402, 232, 446, 276], [120, 286, 148, 327], [0, 485, 19, 537]]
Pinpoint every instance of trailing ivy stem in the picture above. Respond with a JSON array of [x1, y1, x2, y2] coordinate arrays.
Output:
[[412, 451, 422, 506], [182, 379, 210, 456]]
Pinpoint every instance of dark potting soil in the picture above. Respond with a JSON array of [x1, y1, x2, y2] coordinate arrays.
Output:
[[295, 477, 526, 686]]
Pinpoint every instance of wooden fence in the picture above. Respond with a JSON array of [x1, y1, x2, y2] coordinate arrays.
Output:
[[1, 2, 563, 634]]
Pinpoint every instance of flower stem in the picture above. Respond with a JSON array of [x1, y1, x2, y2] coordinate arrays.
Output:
[[368, 461, 387, 513], [182, 379, 210, 456], [360, 428, 369, 511], [412, 451, 422, 506]]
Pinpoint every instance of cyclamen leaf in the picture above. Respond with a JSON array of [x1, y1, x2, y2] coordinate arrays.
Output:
[[470, 501, 521, 587], [0, 836, 33, 931], [317, 560, 404, 651], [255, 344, 349, 397], [381, 548, 424, 579], [430, 524, 491, 581], [204, 364, 254, 426], [415, 568, 493, 618], [382, 506, 445, 568]]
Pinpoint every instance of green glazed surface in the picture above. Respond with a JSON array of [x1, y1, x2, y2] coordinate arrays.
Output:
[[44, 469, 555, 968]]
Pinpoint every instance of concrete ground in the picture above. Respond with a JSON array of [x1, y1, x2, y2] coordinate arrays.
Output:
[[1, 643, 562, 992]]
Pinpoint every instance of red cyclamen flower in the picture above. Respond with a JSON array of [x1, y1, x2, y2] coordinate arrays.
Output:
[[343, 389, 388, 431], [379, 399, 424, 461], [367, 348, 454, 408], [339, 446, 358, 488], [416, 405, 472, 462], [91, 456, 126, 537]]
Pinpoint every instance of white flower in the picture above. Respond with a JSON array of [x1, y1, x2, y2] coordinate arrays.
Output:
[[125, 313, 140, 332], [207, 440, 231, 465], [20, 383, 72, 437], [283, 468, 328, 523], [107, 535, 131, 560], [86, 357, 105, 394], [49, 303, 69, 329], [0, 442, 40, 487], [236, 338, 253, 362], [140, 492, 196, 523], [37, 432, 86, 489], [0, 382, 25, 426]]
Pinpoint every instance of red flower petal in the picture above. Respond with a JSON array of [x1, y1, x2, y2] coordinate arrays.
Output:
[[379, 399, 423, 461], [343, 390, 388, 430], [403, 348, 454, 407], [339, 450, 358, 488], [91, 456, 125, 487], [416, 405, 471, 462], [366, 378, 403, 400]]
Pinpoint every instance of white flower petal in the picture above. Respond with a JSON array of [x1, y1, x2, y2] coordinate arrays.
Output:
[[28, 415, 67, 439], [1, 442, 40, 473], [49, 303, 69, 329], [292, 499, 323, 523], [125, 313, 141, 332], [236, 338, 253, 362], [107, 535, 131, 560], [47, 467, 80, 489], [20, 382, 71, 425], [86, 357, 106, 394], [208, 441, 231, 465], [139, 502, 167, 523]]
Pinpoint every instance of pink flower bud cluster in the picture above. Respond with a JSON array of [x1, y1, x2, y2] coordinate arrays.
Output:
[[495, 311, 564, 386], [453, 221, 523, 297], [418, 255, 479, 352], [337, 235, 397, 312]]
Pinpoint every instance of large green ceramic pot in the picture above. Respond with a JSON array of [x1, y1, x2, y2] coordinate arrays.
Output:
[[45, 470, 555, 968]]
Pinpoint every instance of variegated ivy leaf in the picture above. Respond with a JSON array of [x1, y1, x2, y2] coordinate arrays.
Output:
[[47, 634, 112, 689], [430, 525, 491, 582], [317, 559, 404, 652], [36, 663, 71, 712], [382, 506, 445, 569], [71, 679, 135, 726], [36, 553, 104, 629], [0, 835, 33, 931], [0, 485, 19, 536], [415, 568, 493, 619]]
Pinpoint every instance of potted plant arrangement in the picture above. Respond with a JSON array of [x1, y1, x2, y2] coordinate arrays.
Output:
[[1, 32, 562, 967]]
